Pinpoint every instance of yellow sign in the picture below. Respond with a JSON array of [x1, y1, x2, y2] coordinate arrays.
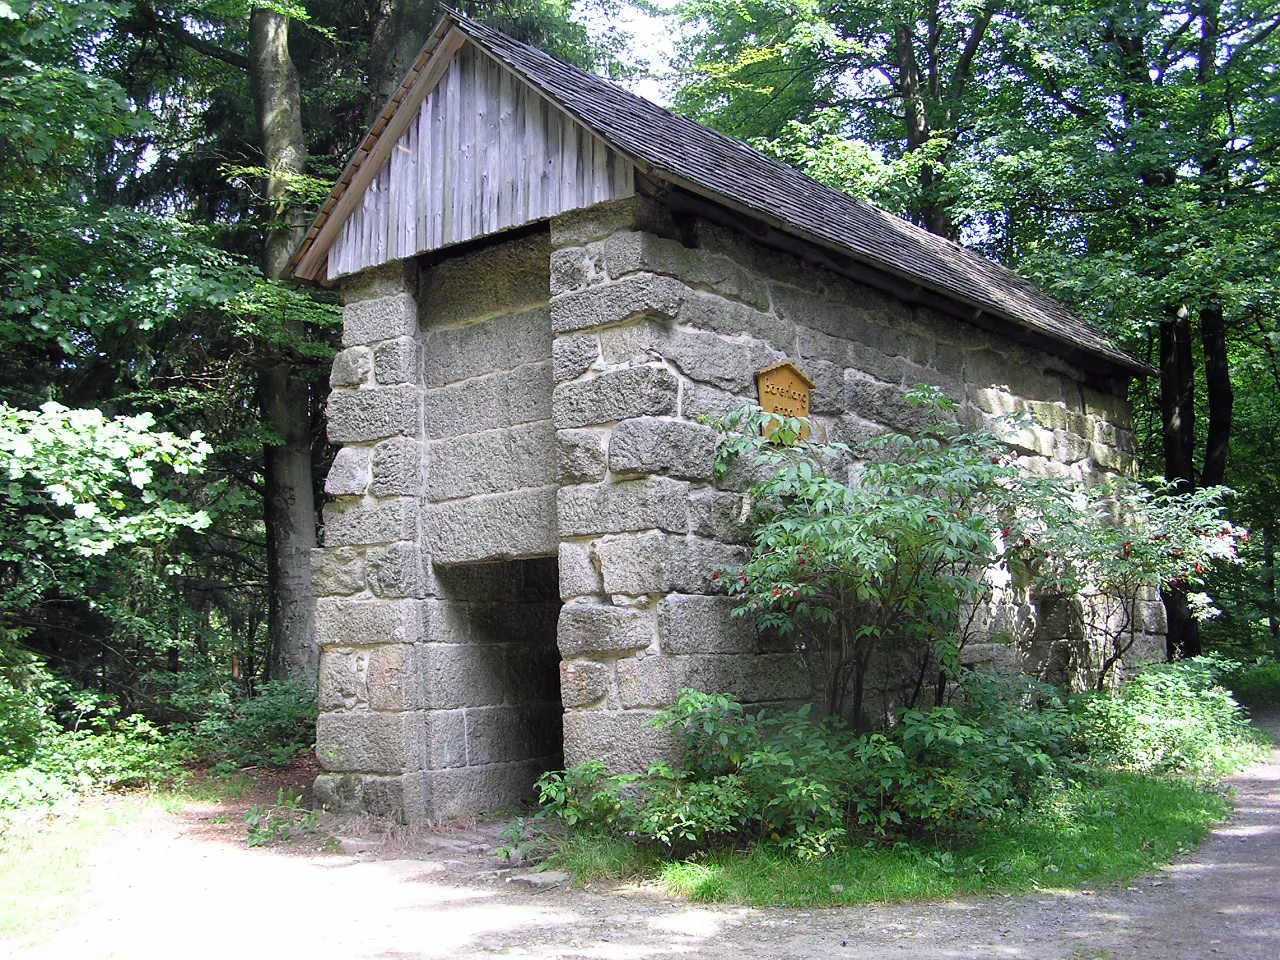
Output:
[[755, 361, 815, 437]]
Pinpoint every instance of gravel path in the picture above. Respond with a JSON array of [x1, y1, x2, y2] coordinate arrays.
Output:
[[9, 714, 1279, 960]]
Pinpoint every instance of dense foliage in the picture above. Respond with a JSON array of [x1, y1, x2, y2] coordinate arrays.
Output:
[[0, 0, 607, 801], [536, 661, 1262, 863], [714, 394, 1242, 721]]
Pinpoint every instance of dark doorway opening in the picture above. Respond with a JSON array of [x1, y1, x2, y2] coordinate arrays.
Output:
[[431, 556, 563, 810]]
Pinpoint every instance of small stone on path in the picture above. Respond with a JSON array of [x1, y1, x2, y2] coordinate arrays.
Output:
[[505, 869, 570, 888]]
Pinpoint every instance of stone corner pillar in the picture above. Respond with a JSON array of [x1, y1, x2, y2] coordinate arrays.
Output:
[[547, 203, 808, 776], [312, 257, 429, 823]]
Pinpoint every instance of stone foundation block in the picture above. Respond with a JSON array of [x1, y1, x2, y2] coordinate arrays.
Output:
[[326, 386, 422, 443], [343, 292, 418, 346], [557, 476, 689, 536], [423, 761, 549, 820], [312, 772, 362, 812], [422, 307, 551, 387], [674, 653, 809, 703], [608, 417, 718, 480], [312, 771, 428, 823], [324, 446, 372, 497], [318, 647, 370, 711], [315, 710, 425, 774], [557, 602, 655, 656], [550, 197, 647, 248], [323, 497, 415, 546], [320, 644, 424, 712], [330, 346, 373, 387], [668, 538, 750, 594], [556, 429, 608, 483], [770, 282, 909, 339], [423, 709, 468, 769], [592, 531, 671, 596], [659, 594, 757, 654], [421, 644, 506, 709], [370, 437, 423, 497], [315, 598, 422, 647], [562, 710, 679, 772], [419, 234, 549, 328], [465, 706, 551, 765], [560, 659, 610, 708], [553, 334, 599, 381], [365, 541, 425, 598], [616, 655, 675, 708], [426, 422, 555, 501], [558, 540, 601, 600], [552, 365, 679, 429], [311, 547, 366, 596], [550, 273, 685, 334], [678, 289, 792, 350], [600, 231, 772, 312], [597, 317, 673, 366], [688, 490, 752, 543], [374, 337, 420, 385], [426, 486, 558, 563], [668, 327, 783, 391], [425, 362, 552, 438], [680, 382, 746, 424], [344, 259, 418, 302]]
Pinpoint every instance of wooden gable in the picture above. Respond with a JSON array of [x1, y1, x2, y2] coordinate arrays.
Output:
[[312, 34, 635, 281]]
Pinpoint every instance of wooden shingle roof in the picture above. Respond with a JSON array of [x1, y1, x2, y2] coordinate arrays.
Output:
[[294, 11, 1144, 375]]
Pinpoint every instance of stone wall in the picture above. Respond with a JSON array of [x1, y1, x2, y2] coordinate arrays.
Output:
[[313, 193, 1161, 820], [314, 235, 566, 821], [420, 235, 557, 563], [545, 194, 1161, 761]]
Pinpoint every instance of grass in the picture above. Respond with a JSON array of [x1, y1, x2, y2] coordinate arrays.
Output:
[[547, 770, 1231, 906]]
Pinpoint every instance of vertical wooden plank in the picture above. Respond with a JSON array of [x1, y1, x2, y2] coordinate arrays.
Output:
[[414, 94, 429, 255], [387, 141, 400, 261], [559, 115, 576, 213], [497, 65, 514, 226], [514, 82, 528, 223], [482, 56, 500, 235], [526, 92, 543, 219], [444, 54, 460, 245], [404, 119, 414, 256], [590, 134, 608, 203], [541, 101, 558, 218], [430, 81, 445, 250], [458, 46, 475, 244]]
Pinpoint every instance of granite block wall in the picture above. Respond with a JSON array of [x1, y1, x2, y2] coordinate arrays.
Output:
[[313, 193, 1157, 820]]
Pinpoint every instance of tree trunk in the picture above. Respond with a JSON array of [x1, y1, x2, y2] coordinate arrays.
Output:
[[249, 8, 318, 680], [1266, 525, 1279, 651], [1201, 303, 1232, 487], [368, 0, 442, 112], [1159, 307, 1201, 658]]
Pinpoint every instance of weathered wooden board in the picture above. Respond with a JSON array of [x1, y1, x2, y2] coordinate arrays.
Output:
[[327, 42, 635, 280]]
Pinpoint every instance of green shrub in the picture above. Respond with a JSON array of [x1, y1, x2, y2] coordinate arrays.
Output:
[[173, 679, 317, 772], [0, 645, 63, 770], [1224, 659, 1280, 708], [1072, 657, 1261, 775], [537, 683, 1072, 858], [32, 715, 181, 792]]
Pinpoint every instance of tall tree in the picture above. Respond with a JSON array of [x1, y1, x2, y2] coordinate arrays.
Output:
[[673, 0, 1005, 238]]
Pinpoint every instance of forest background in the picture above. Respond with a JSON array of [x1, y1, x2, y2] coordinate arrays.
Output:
[[0, 0, 1277, 785]]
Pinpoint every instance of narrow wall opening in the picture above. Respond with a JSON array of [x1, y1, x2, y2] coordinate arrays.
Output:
[[431, 556, 563, 812]]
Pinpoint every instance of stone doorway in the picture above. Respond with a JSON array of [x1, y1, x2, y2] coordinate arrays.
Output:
[[426, 556, 563, 815]]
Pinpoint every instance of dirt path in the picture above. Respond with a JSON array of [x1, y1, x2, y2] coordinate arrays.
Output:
[[8, 716, 1279, 960]]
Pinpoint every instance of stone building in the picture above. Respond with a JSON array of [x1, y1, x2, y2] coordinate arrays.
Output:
[[291, 13, 1155, 822]]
